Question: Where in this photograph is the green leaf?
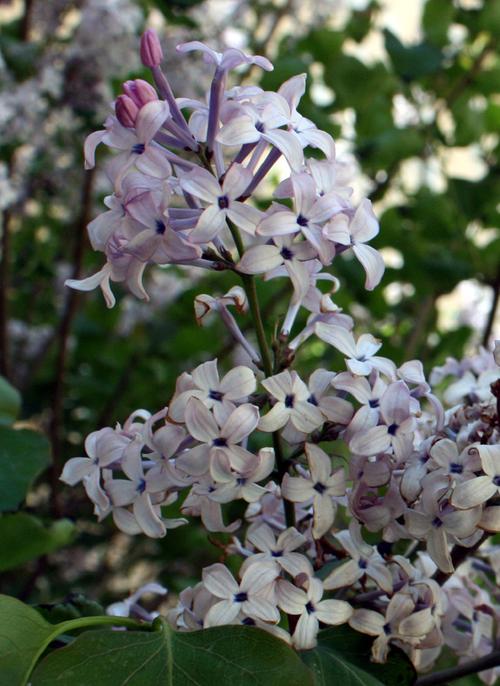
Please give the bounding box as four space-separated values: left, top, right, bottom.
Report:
32 621 314 686
384 29 442 81
0 513 75 570
423 0 455 46
301 626 416 686
0 426 51 511
0 375 21 426
0 594 56 686
36 593 105 624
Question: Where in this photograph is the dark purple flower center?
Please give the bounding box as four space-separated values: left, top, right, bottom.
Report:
132 143 145 154
387 423 398 436
449 463 463 474
383 623 391 635
234 591 248 603
236 477 247 486
137 478 146 493
296 214 309 227
308 394 318 406
313 481 326 494
255 121 265 133
242 617 255 625
432 516 443 528
212 437 227 447
284 394 295 408
280 247 293 261
358 558 368 569
305 601 315 615
369 399 379 408
155 219 166 235
271 549 283 558
493 475 500 487
218 195 229 210
209 389 224 402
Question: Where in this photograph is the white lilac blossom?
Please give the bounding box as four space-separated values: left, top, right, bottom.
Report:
61 29 500 680
282 444 345 538
277 576 352 649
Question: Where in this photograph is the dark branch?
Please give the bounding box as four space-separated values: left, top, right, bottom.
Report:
415 649 500 686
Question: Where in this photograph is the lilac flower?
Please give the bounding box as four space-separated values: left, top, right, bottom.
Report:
350 591 435 663
323 521 393 593
348 381 416 459
282 444 345 538
406 486 482 572
323 199 385 290
106 437 187 538
168 359 256 425
84 102 170 191
278 75 335 159
258 370 324 434
237 235 317 303
202 562 279 627
277 576 352 649
209 447 274 503
176 397 259 476
217 94 303 171
451 445 500 509
179 164 263 242
176 42 273 73
124 189 202 263
315 323 396 378
257 173 342 263
241 524 312 577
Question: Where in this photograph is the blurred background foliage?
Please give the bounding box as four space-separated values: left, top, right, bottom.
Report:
0 0 498 667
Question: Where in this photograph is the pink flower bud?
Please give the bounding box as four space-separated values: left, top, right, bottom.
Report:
115 95 139 128
123 79 158 108
140 29 163 68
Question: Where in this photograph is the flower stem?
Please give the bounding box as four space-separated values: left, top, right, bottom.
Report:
228 220 295 527
55 615 148 634
415 649 500 686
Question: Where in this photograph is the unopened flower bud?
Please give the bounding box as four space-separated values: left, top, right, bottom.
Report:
140 29 163 68
123 79 158 108
115 95 139 127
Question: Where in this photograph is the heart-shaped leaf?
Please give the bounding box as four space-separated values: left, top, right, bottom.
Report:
32 620 314 686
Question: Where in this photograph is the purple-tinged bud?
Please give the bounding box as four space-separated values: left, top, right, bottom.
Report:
140 29 163 68
115 95 139 128
123 79 158 108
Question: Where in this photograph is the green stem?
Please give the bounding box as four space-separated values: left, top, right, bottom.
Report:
55 615 147 634
228 220 295 527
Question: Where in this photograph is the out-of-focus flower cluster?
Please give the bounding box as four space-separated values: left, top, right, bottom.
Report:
62 30 500 681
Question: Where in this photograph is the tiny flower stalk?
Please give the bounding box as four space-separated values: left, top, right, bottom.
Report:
228 217 295 527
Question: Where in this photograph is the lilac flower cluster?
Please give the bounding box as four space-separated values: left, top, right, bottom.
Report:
62 30 500 680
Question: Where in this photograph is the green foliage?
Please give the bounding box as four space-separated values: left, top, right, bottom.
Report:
301 626 416 686
383 29 442 81
36 594 105 624
423 0 456 46
0 514 75 571
0 595 57 686
0 375 21 426
0 427 51 512
31 620 313 686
